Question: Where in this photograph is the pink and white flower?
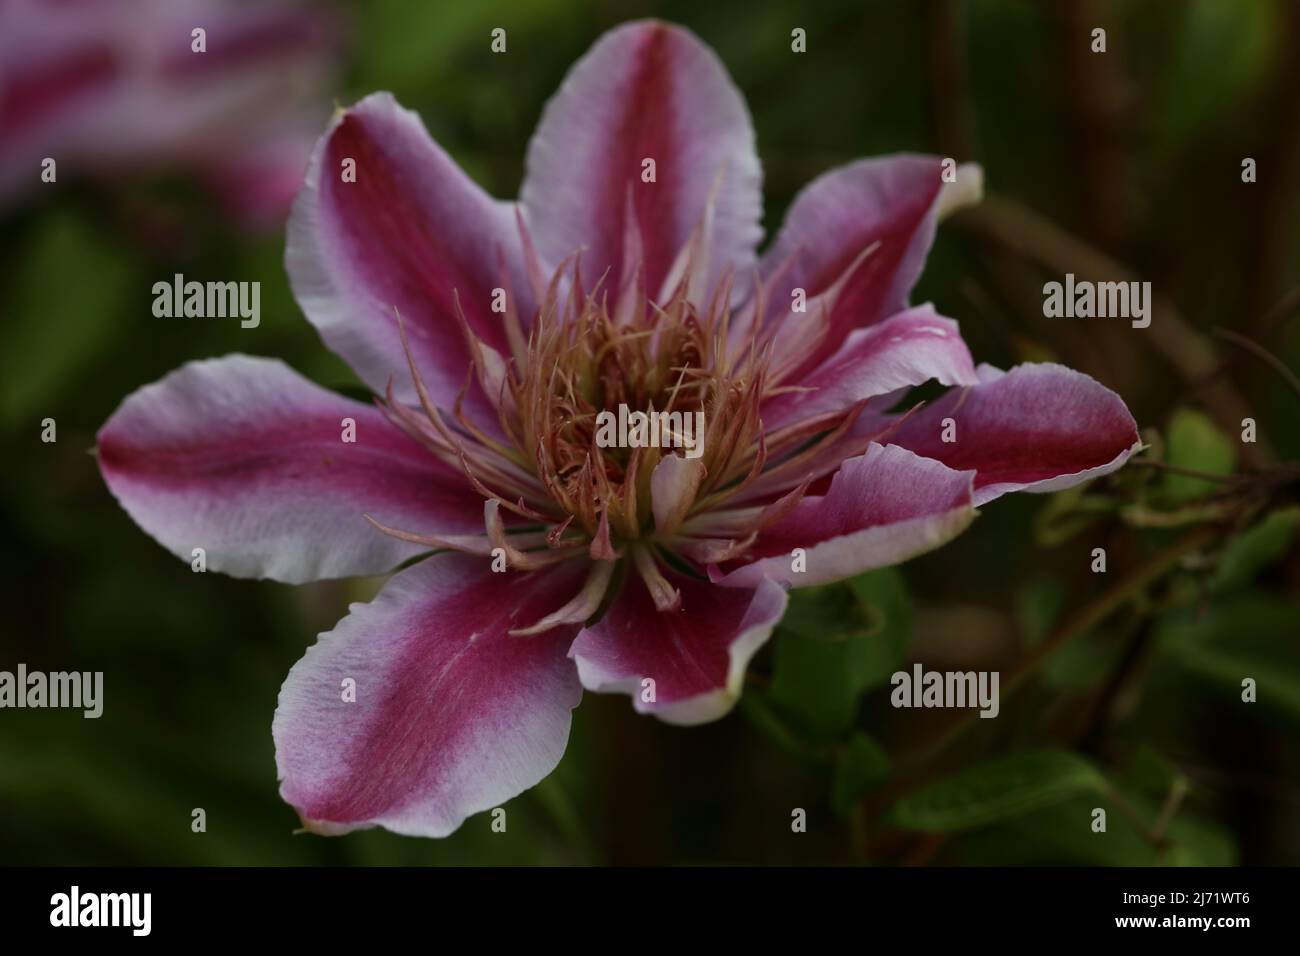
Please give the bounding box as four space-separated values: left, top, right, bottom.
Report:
96 21 1140 837
0 0 338 228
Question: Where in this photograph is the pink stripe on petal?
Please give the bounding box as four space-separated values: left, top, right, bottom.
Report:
158 7 335 77
763 304 979 430
286 93 530 416
0 0 340 210
522 20 762 300
274 554 587 838
717 443 976 589
0 41 116 139
570 569 786 726
0 2 119 201
757 155 978 374
97 354 484 583
204 129 317 231
885 363 1141 505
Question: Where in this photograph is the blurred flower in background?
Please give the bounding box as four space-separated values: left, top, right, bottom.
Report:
0 0 340 230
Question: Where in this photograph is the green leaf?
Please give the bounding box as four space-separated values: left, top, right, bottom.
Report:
1158 0 1279 144
952 794 1236 866
1119 746 1187 801
1157 593 1297 648
1211 506 1300 592
1164 409 1235 502
356 0 496 93
355 0 584 98
1034 485 1117 546
769 571 911 741
1178 645 1300 724
777 582 873 642
831 733 891 816
1015 576 1066 647
769 626 859 741
846 567 911 692
0 212 136 425
888 750 1107 831
1157 594 1300 725
738 691 830 761
1159 810 1238 867
1042 633 1126 691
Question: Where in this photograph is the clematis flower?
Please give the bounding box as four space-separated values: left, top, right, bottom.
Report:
96 21 1140 838
0 0 338 228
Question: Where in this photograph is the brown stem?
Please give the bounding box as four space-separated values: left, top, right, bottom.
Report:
905 523 1220 767
924 0 977 159
1196 285 1300 393
1048 0 1132 250
1211 327 1300 404
954 196 1272 465
1128 459 1245 484
1244 2 1300 332
1102 782 1166 850
1077 617 1153 755
1150 777 1190 844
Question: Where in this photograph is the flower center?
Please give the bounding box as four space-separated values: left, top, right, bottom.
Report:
506 267 763 545
376 250 852 599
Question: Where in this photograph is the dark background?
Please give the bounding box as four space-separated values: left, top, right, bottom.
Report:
2 0 1298 865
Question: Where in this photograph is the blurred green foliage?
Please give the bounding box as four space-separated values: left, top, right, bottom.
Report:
888 750 1108 831
2 0 1298 865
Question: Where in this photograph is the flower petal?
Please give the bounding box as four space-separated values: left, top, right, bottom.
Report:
521 20 762 299
651 452 706 535
762 304 979 430
0 0 337 214
203 127 320 232
274 554 587 838
286 92 530 414
883 363 1142 504
756 155 980 372
97 354 484 584
569 568 786 726
716 442 976 589
0 3 118 202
